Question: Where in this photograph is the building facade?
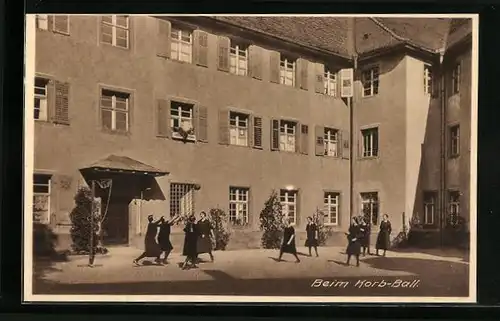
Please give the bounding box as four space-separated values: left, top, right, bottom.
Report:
31 15 473 250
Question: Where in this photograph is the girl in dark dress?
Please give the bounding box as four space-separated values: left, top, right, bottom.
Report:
359 216 371 256
345 217 362 267
196 211 215 262
182 215 199 269
305 216 319 257
133 215 163 266
158 214 182 264
278 219 300 263
376 214 392 256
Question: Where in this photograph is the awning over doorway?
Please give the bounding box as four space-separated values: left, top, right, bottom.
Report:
80 155 168 177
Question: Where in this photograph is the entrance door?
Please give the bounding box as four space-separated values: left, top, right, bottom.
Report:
102 196 130 246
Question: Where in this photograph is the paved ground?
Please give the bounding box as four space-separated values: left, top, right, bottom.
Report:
33 246 470 297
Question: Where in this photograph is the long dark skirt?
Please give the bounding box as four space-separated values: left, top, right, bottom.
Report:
158 237 173 252
346 240 361 256
144 237 162 257
376 231 390 250
183 234 198 258
281 241 297 254
305 238 318 247
197 236 213 254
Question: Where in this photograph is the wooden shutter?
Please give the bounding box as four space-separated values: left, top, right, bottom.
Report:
248 45 262 80
314 63 325 93
196 105 208 142
157 19 171 58
300 124 309 155
296 59 309 90
53 15 69 34
53 81 70 125
194 30 209 67
218 109 230 145
217 36 230 72
269 51 281 84
270 119 280 151
156 99 170 138
253 116 263 149
295 190 301 226
315 125 325 156
248 115 254 147
295 122 301 153
342 130 350 159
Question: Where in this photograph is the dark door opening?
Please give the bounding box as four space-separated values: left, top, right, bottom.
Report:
102 196 130 246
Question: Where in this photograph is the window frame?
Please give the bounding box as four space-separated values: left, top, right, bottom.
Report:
33 174 51 224
229 111 249 147
324 192 340 226
170 100 196 141
36 14 49 30
100 15 130 49
169 183 196 219
424 64 433 95
280 189 298 226
361 127 379 158
229 187 250 226
324 127 339 157
449 124 460 158
324 69 337 96
34 77 49 122
448 190 460 225
361 192 379 226
170 26 193 64
279 56 296 87
99 88 131 133
279 120 297 152
452 62 461 95
423 191 437 226
361 66 380 97
229 42 249 76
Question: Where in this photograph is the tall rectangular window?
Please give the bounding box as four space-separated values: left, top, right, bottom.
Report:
170 101 195 141
171 27 193 63
424 64 433 95
324 128 338 157
229 112 249 146
229 187 249 226
36 15 49 30
324 69 337 96
361 192 379 226
33 174 51 224
100 89 130 132
449 125 460 157
362 66 380 97
279 120 297 152
423 191 437 225
280 56 296 86
101 15 130 49
452 63 461 94
361 127 379 158
230 42 248 76
34 77 49 121
280 189 297 225
324 192 339 225
170 183 196 218
448 190 460 225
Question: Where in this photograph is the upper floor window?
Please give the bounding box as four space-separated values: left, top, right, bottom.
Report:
324 128 338 157
452 63 461 94
36 15 70 34
230 42 248 76
361 127 379 158
324 192 339 225
423 191 437 225
171 27 193 63
424 64 433 95
279 120 297 152
449 125 460 157
100 89 130 132
362 66 379 97
34 77 49 121
280 189 297 225
324 69 337 96
36 15 49 30
280 56 296 86
229 187 249 226
448 190 460 225
170 101 195 141
101 15 129 49
229 112 249 147
33 174 51 224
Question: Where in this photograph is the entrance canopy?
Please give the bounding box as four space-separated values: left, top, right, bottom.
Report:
80 155 168 177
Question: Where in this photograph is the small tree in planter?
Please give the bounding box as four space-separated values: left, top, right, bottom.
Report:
312 209 334 246
209 208 231 251
259 190 286 249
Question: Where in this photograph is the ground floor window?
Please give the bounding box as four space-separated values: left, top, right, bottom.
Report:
170 183 196 218
423 191 437 225
448 190 460 226
229 187 249 226
324 192 339 225
33 174 51 224
280 189 297 225
361 192 379 226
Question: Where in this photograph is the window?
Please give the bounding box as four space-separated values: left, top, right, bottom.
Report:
424 64 433 95
361 192 379 226
324 128 338 157
362 66 380 97
36 15 48 30
324 192 339 225
170 183 195 218
229 112 249 146
448 191 460 225
34 77 49 121
229 187 249 226
452 63 461 94
279 120 297 152
449 125 460 157
171 27 193 63
101 15 129 49
33 174 51 224
100 89 130 132
230 43 248 76
361 127 379 158
423 191 437 225
170 101 195 140
280 189 297 225
324 69 337 96
280 56 296 86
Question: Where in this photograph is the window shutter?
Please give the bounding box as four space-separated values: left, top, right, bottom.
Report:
54 81 70 125
46 79 56 121
195 105 208 142
296 59 309 90
53 15 69 34
314 62 325 93
156 19 171 59
336 71 342 97
295 190 301 226
248 45 262 80
342 130 350 159
271 119 279 151
218 108 229 145
194 30 209 67
217 36 230 72
315 125 325 156
295 122 301 153
156 99 170 138
47 15 54 32
248 115 254 147
269 51 281 84
300 124 309 155
253 116 263 149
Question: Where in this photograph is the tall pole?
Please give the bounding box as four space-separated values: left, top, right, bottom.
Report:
89 179 95 266
349 95 354 221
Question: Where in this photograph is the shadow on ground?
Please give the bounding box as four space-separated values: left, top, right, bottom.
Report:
390 247 469 262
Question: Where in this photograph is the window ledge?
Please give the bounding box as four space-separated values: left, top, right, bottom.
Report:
100 41 131 52
53 31 70 36
358 156 380 161
361 94 378 99
448 154 460 160
229 143 251 149
101 129 131 136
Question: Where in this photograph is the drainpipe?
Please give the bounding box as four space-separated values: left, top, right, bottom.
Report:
439 52 446 247
349 18 358 221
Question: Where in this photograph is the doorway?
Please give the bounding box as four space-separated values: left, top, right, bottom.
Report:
101 195 131 246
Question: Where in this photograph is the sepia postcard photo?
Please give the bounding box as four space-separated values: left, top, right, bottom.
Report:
23 13 478 303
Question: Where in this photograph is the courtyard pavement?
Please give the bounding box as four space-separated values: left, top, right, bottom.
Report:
33 246 470 297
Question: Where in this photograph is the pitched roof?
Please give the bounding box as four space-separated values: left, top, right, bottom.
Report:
84 155 167 175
